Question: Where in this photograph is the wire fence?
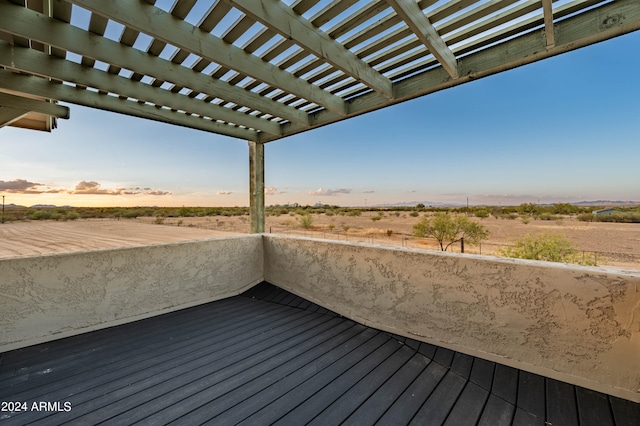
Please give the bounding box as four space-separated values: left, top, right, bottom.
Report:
142 218 640 271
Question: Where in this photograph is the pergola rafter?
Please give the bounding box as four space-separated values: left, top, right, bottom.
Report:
0 0 631 141
385 0 458 79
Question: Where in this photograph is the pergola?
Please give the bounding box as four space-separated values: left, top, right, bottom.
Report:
1 0 639 231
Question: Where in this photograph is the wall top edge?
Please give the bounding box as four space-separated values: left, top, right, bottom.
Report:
264 234 640 278
0 234 262 262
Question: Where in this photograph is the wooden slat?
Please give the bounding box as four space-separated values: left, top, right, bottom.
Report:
341 352 430 425
546 378 580 426
225 0 394 99
576 387 615 426
410 370 467 424
477 394 516 426
492 364 519 405
376 361 448 424
518 371 546 419
444 381 490 426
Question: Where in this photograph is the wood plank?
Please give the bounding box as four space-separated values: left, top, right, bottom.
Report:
433 346 455 367
0 2 310 127
477 394 516 426
409 370 467 425
512 407 545 425
0 298 246 388
201 330 390 425
517 371 546 418
610 396 640 426
444 381 490 426
306 345 414 425
417 341 437 359
386 0 458 78
0 297 270 381
492 364 519 404
576 387 615 426
546 378 579 426
341 352 431 425
2 302 323 424
224 0 393 99
242 335 398 425
70 0 347 115
376 361 448 425
63 314 346 423
450 352 474 378
469 357 495 391
136 323 374 425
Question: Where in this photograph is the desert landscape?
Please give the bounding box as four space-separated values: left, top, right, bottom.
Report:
1 209 638 272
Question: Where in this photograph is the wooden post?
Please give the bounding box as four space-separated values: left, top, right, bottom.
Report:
249 141 264 234
460 237 464 253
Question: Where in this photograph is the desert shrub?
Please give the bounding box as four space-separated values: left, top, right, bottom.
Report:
327 224 335 232
325 211 334 216
299 214 314 229
576 213 595 222
498 233 594 265
386 229 393 237
474 208 490 219
342 225 350 232
595 212 640 223
409 211 419 217
538 213 562 221
65 211 80 221
154 217 165 224
347 210 362 216
371 215 382 221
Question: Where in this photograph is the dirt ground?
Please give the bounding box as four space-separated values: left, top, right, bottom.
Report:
148 212 640 271
0 219 240 258
0 213 638 271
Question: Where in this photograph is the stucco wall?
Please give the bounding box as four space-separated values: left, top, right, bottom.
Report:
0 235 263 352
264 235 640 402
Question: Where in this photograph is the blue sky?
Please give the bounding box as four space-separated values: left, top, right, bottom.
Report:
1 30 639 207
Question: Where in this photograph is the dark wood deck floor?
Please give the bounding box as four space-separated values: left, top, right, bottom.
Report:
1 282 638 425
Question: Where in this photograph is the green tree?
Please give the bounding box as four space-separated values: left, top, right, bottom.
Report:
498 233 594 265
413 213 489 251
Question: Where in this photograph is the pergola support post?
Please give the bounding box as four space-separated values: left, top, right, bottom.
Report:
249 140 265 234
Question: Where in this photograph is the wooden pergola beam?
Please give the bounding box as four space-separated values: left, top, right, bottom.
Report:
261 0 640 142
542 0 555 48
386 0 459 79
224 0 395 100
68 0 347 116
0 92 69 118
0 71 260 141
0 106 29 128
0 42 282 136
0 0 310 126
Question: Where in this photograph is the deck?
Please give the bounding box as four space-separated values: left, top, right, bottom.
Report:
1 282 638 425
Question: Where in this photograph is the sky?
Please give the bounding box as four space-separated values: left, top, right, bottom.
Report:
1 29 639 208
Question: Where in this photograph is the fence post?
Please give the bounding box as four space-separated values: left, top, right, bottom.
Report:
461 237 465 253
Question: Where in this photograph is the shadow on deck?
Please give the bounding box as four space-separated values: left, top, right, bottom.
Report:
1 282 638 425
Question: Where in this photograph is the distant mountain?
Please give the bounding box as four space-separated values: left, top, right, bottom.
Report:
3 203 27 209
571 200 640 206
371 201 464 208
30 204 73 209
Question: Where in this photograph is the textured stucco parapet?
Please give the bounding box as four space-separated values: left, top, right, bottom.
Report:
0 235 263 352
263 235 640 402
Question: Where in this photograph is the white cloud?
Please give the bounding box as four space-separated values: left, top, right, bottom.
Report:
309 188 352 196
217 190 233 195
